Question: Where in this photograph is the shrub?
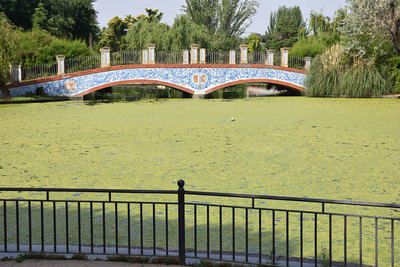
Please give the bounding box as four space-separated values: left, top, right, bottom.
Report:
291 36 328 58
306 45 391 97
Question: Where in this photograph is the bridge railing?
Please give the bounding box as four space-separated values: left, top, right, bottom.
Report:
0 180 398 266
15 45 313 82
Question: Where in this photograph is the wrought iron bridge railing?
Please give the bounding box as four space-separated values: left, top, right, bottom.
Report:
0 180 397 266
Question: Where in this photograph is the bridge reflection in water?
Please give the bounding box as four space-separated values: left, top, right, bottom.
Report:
7 45 311 99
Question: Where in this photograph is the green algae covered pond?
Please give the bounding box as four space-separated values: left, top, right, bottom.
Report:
0 97 399 265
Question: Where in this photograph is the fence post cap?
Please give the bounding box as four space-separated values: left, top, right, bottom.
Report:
280 47 291 52
266 49 276 53
148 44 156 48
177 179 185 188
239 44 248 49
190 44 200 49
56 55 65 60
304 56 312 60
100 47 111 52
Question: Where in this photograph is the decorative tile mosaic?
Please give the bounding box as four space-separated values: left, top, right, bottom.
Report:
9 67 306 97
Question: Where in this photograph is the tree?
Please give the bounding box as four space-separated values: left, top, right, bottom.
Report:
340 0 400 60
265 6 306 50
98 16 133 51
183 0 258 37
32 2 47 31
169 15 210 50
247 33 262 52
0 0 40 30
182 0 219 34
0 13 18 98
125 20 171 50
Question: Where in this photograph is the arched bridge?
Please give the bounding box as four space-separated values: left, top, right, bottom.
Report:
6 46 310 98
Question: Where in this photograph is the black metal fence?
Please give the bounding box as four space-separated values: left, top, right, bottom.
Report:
1 180 396 266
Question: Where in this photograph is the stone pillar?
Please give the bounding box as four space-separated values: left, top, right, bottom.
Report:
229 50 236 65
56 55 65 75
304 57 312 71
280 47 290 67
199 48 206 64
148 44 156 64
142 49 149 64
9 63 22 83
192 93 206 99
266 50 275 65
100 47 111 68
190 44 199 64
182 50 190 64
240 44 248 64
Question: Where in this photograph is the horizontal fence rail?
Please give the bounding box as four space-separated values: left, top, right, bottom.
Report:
21 63 58 81
1 180 393 266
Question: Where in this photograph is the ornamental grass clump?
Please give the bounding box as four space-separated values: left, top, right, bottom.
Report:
306 45 390 97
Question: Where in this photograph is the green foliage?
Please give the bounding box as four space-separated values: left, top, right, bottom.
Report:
265 6 306 50
388 55 400 94
169 15 210 50
247 33 263 52
0 13 18 86
1 0 98 42
16 30 92 65
183 0 258 37
290 37 327 58
125 20 171 50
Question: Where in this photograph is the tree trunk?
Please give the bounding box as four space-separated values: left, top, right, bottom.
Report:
0 81 11 99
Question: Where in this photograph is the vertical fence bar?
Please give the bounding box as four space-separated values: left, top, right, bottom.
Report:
140 203 143 255
286 211 289 267
15 201 19 252
127 203 131 254
177 180 186 264
78 202 81 253
90 202 94 254
272 210 276 264
375 218 378 267
165 204 168 256
220 206 223 260
53 201 57 252
245 208 249 262
329 214 332 267
359 217 363 266
232 207 235 262
300 212 303 267
207 205 210 258
391 219 395 267
314 213 318 267
3 201 7 252
344 216 347 266
259 209 262 264
28 201 32 252
115 203 118 254
153 203 156 255
103 202 106 254
41 201 44 252
66 202 69 253
194 204 197 258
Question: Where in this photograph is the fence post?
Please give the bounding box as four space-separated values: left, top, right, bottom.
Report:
229 50 236 64
304 57 312 71
183 50 190 64
190 44 199 64
266 50 275 66
55 55 65 75
142 49 149 64
280 47 290 68
240 44 248 64
199 48 206 64
148 44 156 64
9 63 22 83
177 179 186 264
100 47 111 68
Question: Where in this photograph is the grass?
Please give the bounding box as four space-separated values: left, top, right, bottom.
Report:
0 97 399 265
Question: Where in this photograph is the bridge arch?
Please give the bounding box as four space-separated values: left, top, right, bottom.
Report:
205 78 305 95
76 79 195 97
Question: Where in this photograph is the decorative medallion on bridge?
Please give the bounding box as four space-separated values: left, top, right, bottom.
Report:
192 73 208 86
65 80 77 93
